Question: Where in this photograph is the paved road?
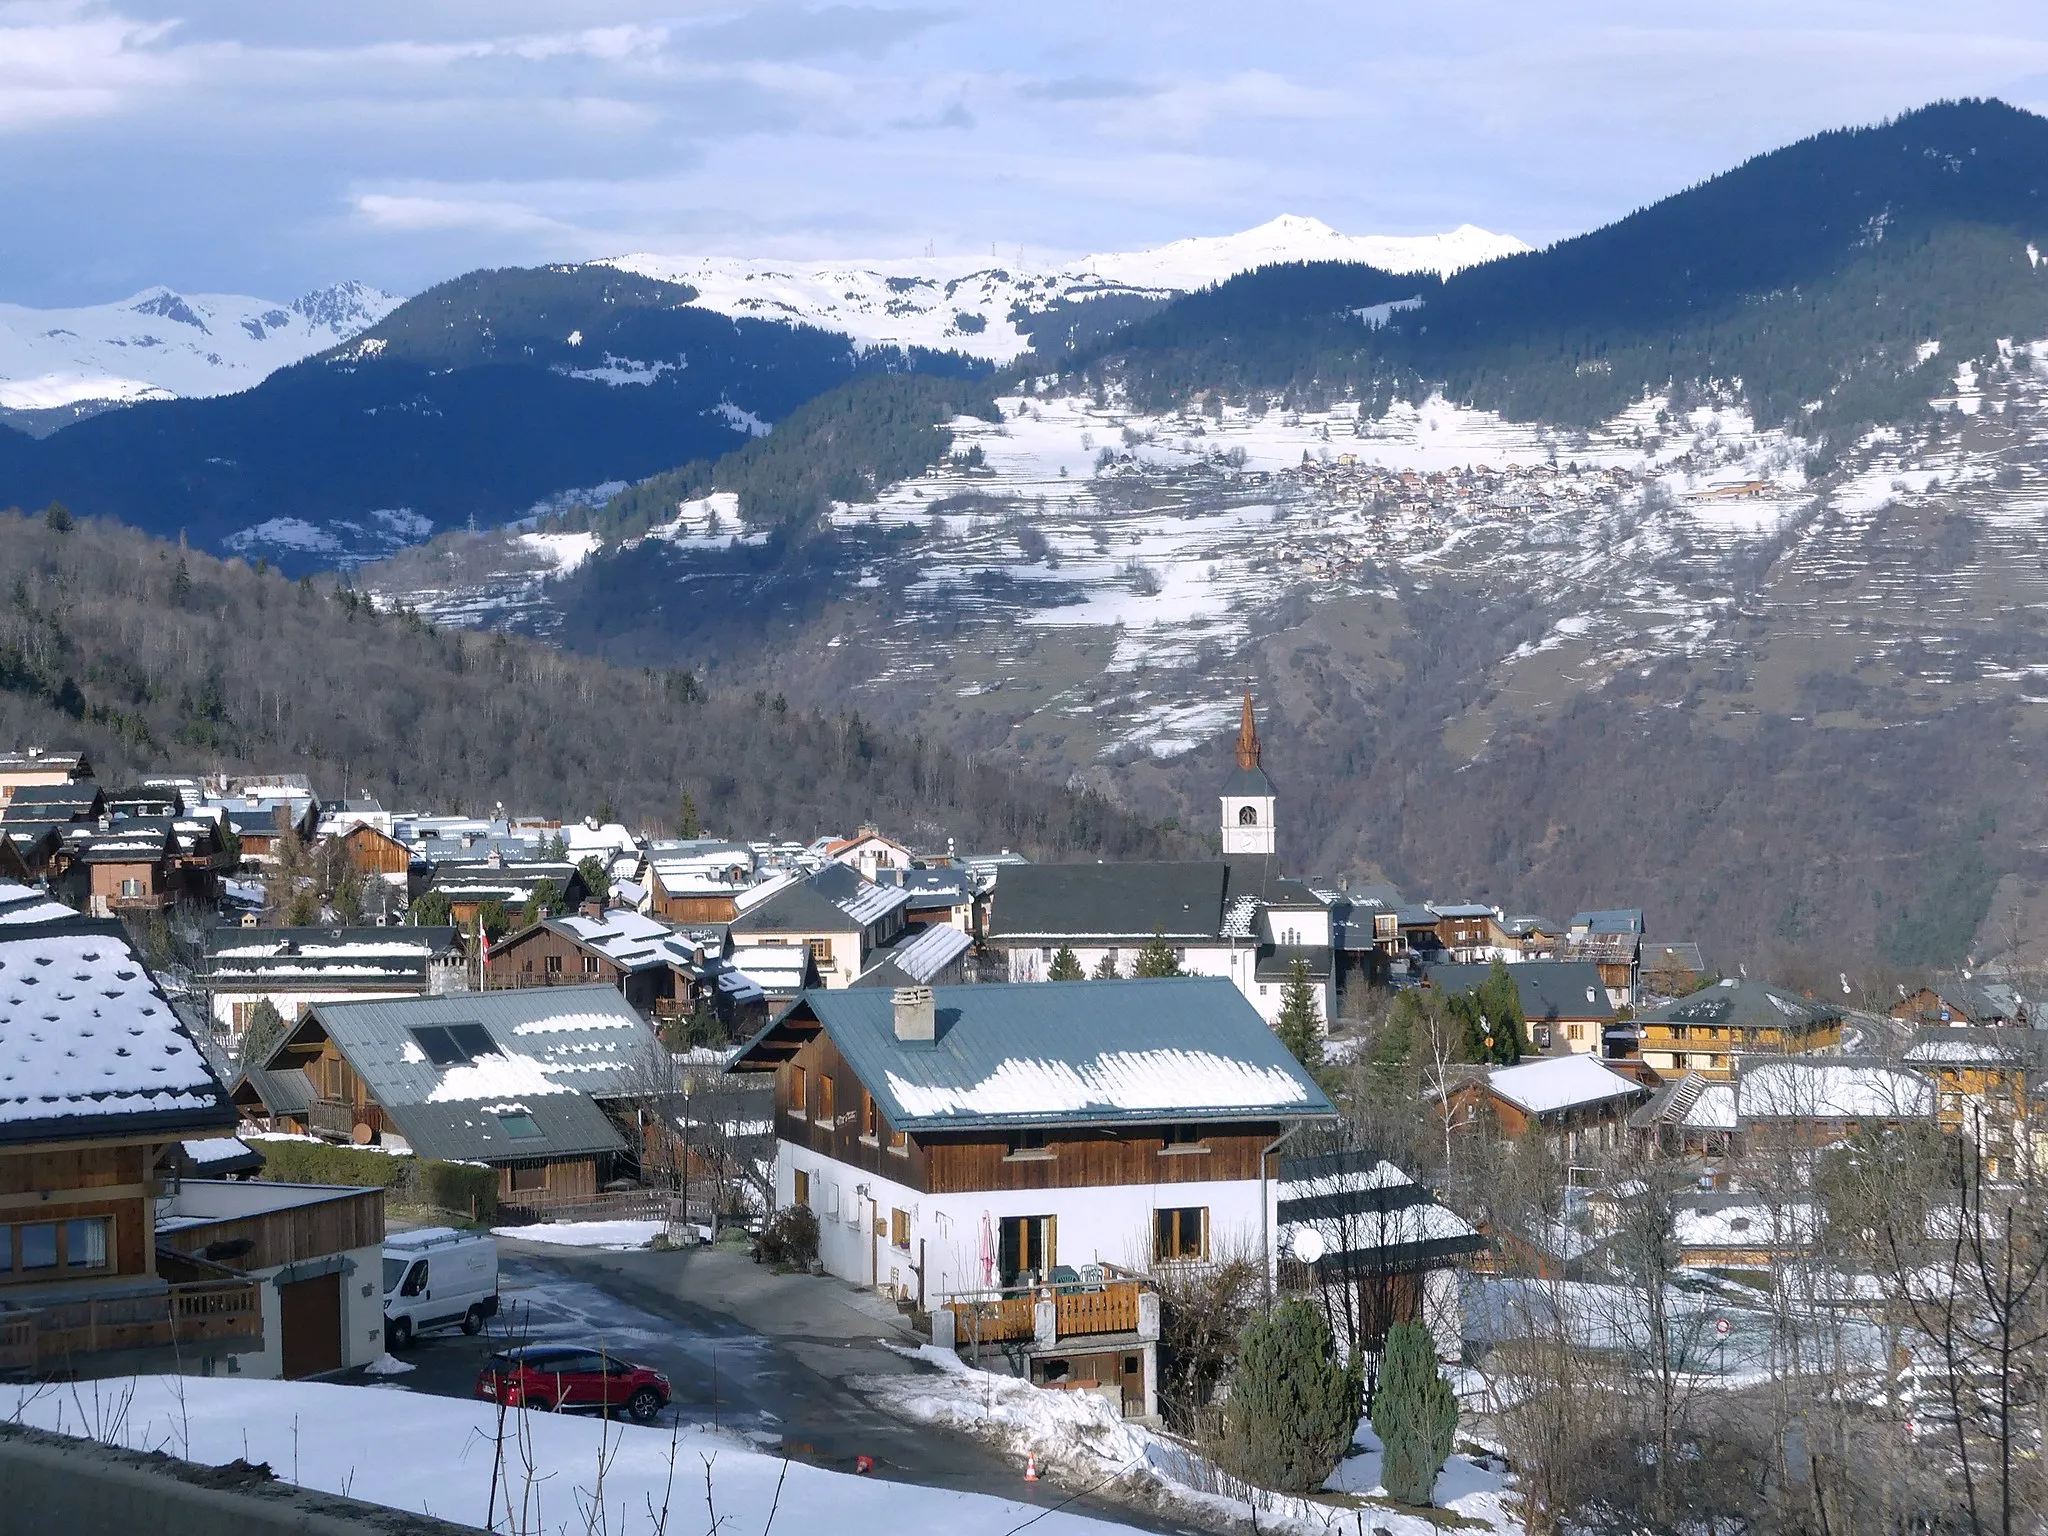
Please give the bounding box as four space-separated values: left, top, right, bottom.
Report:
376 1242 1192 1535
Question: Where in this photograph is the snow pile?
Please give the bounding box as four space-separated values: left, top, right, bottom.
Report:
6 1374 1130 1536
860 1345 1517 1536
493 1219 667 1250
361 1352 416 1376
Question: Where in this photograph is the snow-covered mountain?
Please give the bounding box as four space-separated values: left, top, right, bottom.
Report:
609 215 1528 362
0 281 400 416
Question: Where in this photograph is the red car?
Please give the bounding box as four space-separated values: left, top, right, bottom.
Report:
476 1345 671 1422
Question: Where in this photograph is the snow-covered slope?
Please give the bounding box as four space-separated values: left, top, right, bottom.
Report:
0 281 400 412
610 215 1528 362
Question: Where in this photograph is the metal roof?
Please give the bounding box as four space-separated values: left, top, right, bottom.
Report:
1423 961 1615 1023
286 985 660 1162
986 861 1230 942
1636 977 1840 1032
728 863 908 937
732 976 1334 1132
851 924 972 988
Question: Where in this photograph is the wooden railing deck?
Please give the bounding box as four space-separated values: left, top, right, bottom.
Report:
0 1278 263 1373
945 1277 1148 1345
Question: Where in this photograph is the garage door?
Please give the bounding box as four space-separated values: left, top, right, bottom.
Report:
279 1272 342 1379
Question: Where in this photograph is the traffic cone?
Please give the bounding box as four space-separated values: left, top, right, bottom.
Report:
1024 1452 1039 1482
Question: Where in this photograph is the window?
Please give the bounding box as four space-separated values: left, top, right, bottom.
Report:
1160 1125 1208 1153
119 877 143 898
400 1259 430 1296
511 1164 547 1192
891 1208 910 1250
1005 1128 1053 1159
544 955 563 976
793 1170 811 1209
861 1092 879 1142
789 1064 808 1118
818 1075 836 1126
1238 806 1257 826
582 955 600 975
63 1220 105 1270
1154 1207 1207 1262
807 939 832 964
497 1112 543 1140
17 1224 58 1272
887 1129 909 1155
408 1023 498 1066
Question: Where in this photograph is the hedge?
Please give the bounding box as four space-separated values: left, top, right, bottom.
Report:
254 1140 497 1220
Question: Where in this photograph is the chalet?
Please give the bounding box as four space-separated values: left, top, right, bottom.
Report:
0 836 29 884
0 905 265 1377
1892 983 2029 1030
332 823 416 887
240 987 664 1213
0 748 92 807
1735 1058 1934 1150
822 826 916 882
1422 961 1616 1055
727 864 910 988
1441 1054 1649 1160
875 866 977 932
200 925 468 1041
1275 1151 1485 1364
1904 1027 2044 1170
644 839 757 923
0 780 107 826
730 978 1334 1417
1425 903 1513 964
316 797 394 838
486 906 683 1015
1562 910 1644 1007
1634 978 1844 1080
219 797 321 868
425 855 587 929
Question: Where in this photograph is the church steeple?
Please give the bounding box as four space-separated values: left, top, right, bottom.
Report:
1235 689 1262 771
1220 687 1276 855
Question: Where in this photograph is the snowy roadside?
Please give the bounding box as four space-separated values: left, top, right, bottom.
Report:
5 1374 1141 1536
492 1218 668 1250
855 1345 1520 1536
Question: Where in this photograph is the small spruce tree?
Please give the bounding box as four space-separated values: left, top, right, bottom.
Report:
678 792 702 839
1048 944 1084 980
1225 1299 1358 1492
1133 930 1184 978
1274 957 1324 1071
410 889 453 927
1091 952 1122 979
43 501 71 533
576 854 612 905
236 998 290 1071
1372 1320 1459 1506
520 878 563 927
476 898 511 940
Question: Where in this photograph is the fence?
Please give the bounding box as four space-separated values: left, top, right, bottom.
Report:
945 1277 1147 1346
0 1279 263 1372
495 1188 694 1227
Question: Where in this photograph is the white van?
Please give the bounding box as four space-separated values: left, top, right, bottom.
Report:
383 1228 499 1348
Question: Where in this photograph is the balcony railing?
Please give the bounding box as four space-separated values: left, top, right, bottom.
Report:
945 1275 1150 1345
0 1278 263 1374
308 1097 382 1141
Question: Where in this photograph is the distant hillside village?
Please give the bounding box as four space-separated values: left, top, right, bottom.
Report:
0 687 2042 1490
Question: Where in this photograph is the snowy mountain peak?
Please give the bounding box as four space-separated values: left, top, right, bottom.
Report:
612 215 1529 363
0 280 401 414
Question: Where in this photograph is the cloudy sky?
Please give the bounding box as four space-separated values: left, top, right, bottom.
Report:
5 0 2048 305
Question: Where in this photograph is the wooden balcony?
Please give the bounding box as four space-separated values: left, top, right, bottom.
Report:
307 1097 382 1142
0 1278 263 1374
945 1276 1149 1345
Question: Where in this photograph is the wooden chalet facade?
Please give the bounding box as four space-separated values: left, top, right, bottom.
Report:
336 823 414 882
1633 978 1843 1080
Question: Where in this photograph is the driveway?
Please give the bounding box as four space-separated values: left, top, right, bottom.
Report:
377 1240 1193 1535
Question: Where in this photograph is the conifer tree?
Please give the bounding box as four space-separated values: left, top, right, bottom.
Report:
1092 952 1122 979
1371 1320 1458 1506
1275 957 1324 1071
1133 930 1184 978
1048 944 1083 980
1225 1299 1358 1492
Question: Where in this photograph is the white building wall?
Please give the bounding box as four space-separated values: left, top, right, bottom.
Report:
777 1140 1279 1305
208 986 421 1039
1220 796 1276 855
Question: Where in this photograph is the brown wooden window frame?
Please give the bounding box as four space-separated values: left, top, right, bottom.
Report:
1153 1206 1208 1263
544 954 563 976
860 1091 879 1144
793 1170 811 1209
818 1075 836 1128
887 1128 909 1155
1 1216 114 1282
891 1207 910 1250
788 1064 808 1120
582 954 601 975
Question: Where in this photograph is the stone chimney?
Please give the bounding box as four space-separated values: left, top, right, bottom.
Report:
581 899 602 920
892 985 936 1044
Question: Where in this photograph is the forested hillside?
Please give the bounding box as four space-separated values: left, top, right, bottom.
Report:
1065 99 2048 446
0 510 1175 857
0 265 986 564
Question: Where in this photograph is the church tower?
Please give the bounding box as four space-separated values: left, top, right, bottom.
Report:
1220 689 1277 855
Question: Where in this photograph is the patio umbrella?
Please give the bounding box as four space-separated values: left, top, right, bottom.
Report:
979 1211 995 1288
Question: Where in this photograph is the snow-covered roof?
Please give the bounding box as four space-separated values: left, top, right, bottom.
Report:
855 923 973 986
728 942 812 993
1274 1150 1486 1270
1905 1027 2044 1068
0 917 235 1141
1673 1200 1818 1252
1481 1054 1647 1116
1737 1059 1934 1121
0 881 73 925
737 977 1334 1132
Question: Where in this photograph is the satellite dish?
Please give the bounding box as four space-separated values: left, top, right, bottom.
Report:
1291 1228 1326 1265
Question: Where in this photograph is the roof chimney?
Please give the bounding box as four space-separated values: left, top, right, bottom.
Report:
892 985 936 1044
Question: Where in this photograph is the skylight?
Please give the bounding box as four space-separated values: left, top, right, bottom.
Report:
408 1022 499 1066
497 1112 543 1139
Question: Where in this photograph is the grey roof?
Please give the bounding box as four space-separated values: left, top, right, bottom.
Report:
875 867 972 911
730 863 908 938
1423 961 1616 1023
0 916 235 1144
732 976 1335 1133
0 750 89 776
1221 857 1324 910
987 861 1230 942
203 926 463 988
427 860 584 906
1636 977 1841 1033
1905 1026 2047 1069
851 923 973 988
234 1063 314 1116
1572 909 1645 935
286 986 661 1163
1 781 105 822
1255 944 1334 983
1642 942 1707 975
1219 765 1275 798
